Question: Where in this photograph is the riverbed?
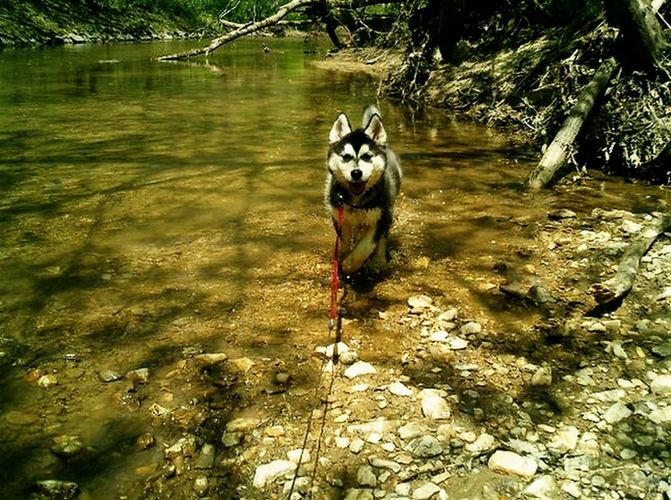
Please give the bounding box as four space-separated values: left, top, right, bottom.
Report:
1 38 670 499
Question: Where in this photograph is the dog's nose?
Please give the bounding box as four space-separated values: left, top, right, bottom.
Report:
351 169 363 181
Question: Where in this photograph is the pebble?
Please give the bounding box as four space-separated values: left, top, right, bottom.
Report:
650 374 671 394
37 374 58 388
287 448 310 464
194 443 215 469
648 406 671 424
408 295 433 313
412 482 441 499
404 435 443 458
193 475 208 497
165 435 197 460
344 361 377 379
253 460 295 488
98 369 122 382
419 389 451 420
548 426 579 454
356 465 377 487
464 432 496 454
530 366 552 387
5 410 38 425
226 416 259 432
602 401 632 424
369 457 401 473
399 422 428 440
524 475 557 498
388 381 414 396
194 352 228 365
51 435 85 459
488 450 538 478
34 480 79 498
460 321 482 336
126 367 149 384
448 337 469 350
349 437 365 454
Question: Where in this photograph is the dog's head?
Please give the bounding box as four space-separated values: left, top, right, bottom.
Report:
327 111 388 196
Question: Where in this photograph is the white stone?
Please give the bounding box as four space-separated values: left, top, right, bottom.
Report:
524 475 557 498
602 401 632 424
287 449 311 464
344 361 377 379
356 465 377 487
488 450 537 478
561 480 582 498
648 406 671 424
650 374 671 394
398 422 429 440
349 438 365 454
430 330 449 342
335 436 350 448
530 367 552 387
412 482 441 499
548 426 580 454
226 417 259 432
253 460 294 488
388 381 414 396
465 432 496 454
408 295 433 312
419 389 451 420
448 337 469 350
460 321 482 335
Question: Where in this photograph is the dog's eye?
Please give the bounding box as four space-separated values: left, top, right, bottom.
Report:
360 153 373 162
341 153 354 162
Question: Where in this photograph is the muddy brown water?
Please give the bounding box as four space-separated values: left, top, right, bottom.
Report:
0 38 669 498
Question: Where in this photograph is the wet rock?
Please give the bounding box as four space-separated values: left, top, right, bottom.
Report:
488 450 537 478
193 475 208 497
356 464 377 487
126 367 149 386
253 459 295 488
275 371 291 384
37 374 58 388
408 294 433 314
228 356 254 373
136 433 155 450
221 432 243 447
5 410 38 425
194 352 228 365
404 435 443 458
98 369 122 382
194 443 215 469
164 435 197 460
344 361 377 379
419 389 451 420
652 339 671 357
51 435 85 459
548 208 577 220
429 330 449 342
349 437 365 454
648 406 671 424
34 479 79 499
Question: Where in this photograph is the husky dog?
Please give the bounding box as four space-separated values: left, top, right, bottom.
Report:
325 105 402 275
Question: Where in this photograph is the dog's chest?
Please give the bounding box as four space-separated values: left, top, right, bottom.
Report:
342 207 381 231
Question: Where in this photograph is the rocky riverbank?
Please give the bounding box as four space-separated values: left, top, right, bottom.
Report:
9 198 671 499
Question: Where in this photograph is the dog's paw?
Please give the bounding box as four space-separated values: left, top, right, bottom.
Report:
365 257 389 275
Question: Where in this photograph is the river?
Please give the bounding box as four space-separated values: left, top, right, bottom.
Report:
0 38 668 499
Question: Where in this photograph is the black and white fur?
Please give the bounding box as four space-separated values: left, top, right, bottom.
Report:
325 105 402 275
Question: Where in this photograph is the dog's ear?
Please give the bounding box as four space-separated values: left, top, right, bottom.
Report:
329 113 352 144
363 114 387 145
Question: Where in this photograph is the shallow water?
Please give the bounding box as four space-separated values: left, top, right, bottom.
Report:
0 38 668 498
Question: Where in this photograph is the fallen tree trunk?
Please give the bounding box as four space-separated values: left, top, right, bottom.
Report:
590 212 671 305
528 57 618 190
159 0 315 61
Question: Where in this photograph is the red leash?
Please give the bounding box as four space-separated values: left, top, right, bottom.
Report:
328 207 344 331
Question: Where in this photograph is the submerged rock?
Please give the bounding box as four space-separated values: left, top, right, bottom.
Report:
253 459 295 488
34 479 79 499
488 450 538 478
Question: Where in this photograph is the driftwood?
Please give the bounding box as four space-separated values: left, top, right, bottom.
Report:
528 57 618 190
590 212 671 305
159 0 315 61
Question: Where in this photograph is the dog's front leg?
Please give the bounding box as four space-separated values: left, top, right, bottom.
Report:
341 226 377 274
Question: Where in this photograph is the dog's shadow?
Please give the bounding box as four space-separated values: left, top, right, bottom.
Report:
342 268 390 293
